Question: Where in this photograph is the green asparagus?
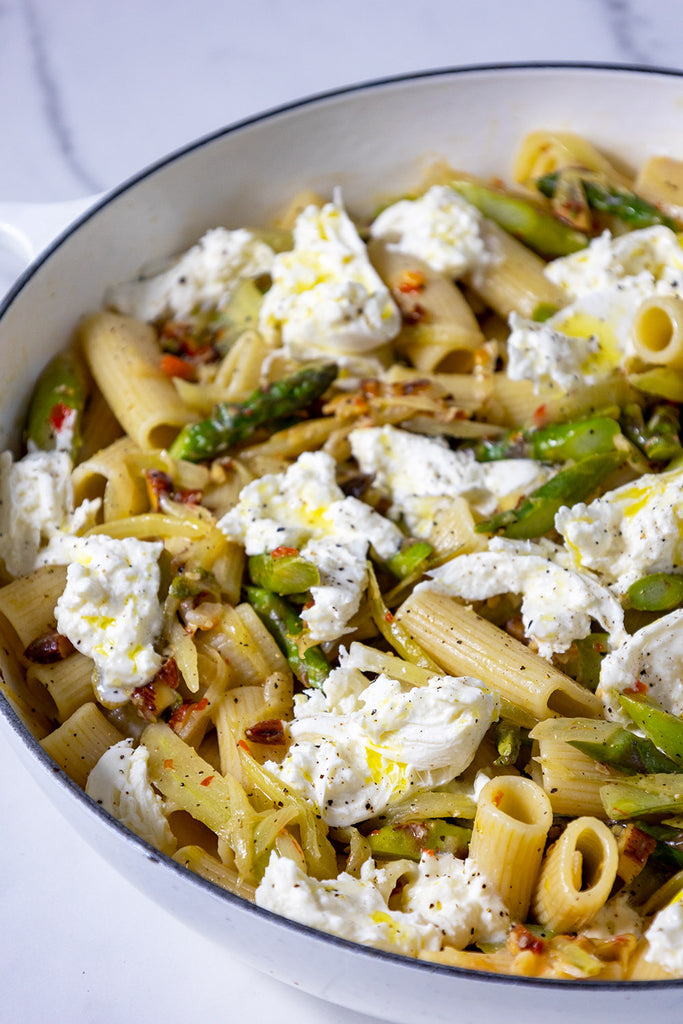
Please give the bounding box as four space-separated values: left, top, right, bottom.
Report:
248 551 320 595
536 172 679 232
25 350 88 459
245 586 330 689
493 721 522 766
627 573 683 612
169 362 338 462
476 451 625 539
570 727 680 775
368 819 471 861
475 415 620 464
450 179 588 256
619 694 683 767
621 403 683 463
384 540 433 580
561 633 609 692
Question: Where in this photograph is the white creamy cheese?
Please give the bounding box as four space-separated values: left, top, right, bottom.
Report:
421 537 627 659
255 853 441 956
106 227 275 323
0 449 99 577
545 226 683 299
255 849 509 955
266 643 498 827
580 892 643 942
598 608 683 721
506 312 600 393
218 451 402 643
644 896 683 976
49 534 164 706
555 464 683 593
86 738 175 854
370 185 494 278
259 191 400 360
402 851 510 948
349 424 552 533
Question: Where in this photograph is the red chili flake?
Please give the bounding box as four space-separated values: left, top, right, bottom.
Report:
238 739 252 754
145 469 174 510
492 790 504 807
384 610 395 623
159 353 197 381
49 401 74 433
397 269 426 293
361 379 382 398
155 658 180 690
624 680 648 695
271 546 299 559
532 403 549 428
163 758 174 770
423 848 435 857
302 599 315 611
175 488 203 506
200 775 215 787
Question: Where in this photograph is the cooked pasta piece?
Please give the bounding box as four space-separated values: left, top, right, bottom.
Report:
631 294 683 369
634 155 683 222
72 436 148 521
529 719 623 817
397 591 602 721
40 702 124 787
469 776 552 921
514 131 632 188
79 312 195 450
532 817 618 932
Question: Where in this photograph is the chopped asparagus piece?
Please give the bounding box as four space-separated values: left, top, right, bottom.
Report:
169 362 338 462
619 694 683 767
384 540 433 580
475 416 620 463
450 180 588 256
536 172 679 231
493 721 522 766
476 451 625 539
245 586 329 690
25 350 88 459
621 403 683 463
248 551 320 595
601 774 683 819
571 727 679 775
368 819 471 861
627 573 683 612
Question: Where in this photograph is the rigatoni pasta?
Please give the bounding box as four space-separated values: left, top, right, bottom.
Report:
5 128 683 983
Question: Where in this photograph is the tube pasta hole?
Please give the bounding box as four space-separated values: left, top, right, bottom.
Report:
636 305 674 353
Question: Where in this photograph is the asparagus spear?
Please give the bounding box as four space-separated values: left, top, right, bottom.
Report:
476 450 625 539
169 362 338 462
627 573 683 612
619 694 683 767
450 179 588 256
245 586 329 689
384 540 433 580
561 632 609 692
621 403 683 463
248 551 320 595
536 172 679 231
25 350 88 459
493 721 522 766
475 415 620 463
570 727 679 775
368 819 471 861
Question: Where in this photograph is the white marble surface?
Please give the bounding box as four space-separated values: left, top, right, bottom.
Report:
1 1 683 1021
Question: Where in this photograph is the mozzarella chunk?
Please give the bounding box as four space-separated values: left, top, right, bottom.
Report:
421 537 627 659
644 897 683 976
580 892 643 942
106 227 274 323
598 608 683 721
370 185 494 277
255 853 441 956
86 738 175 854
506 312 600 394
545 226 683 299
218 451 402 643
266 643 498 827
0 449 99 577
556 465 683 592
349 424 552 532
402 852 510 948
49 534 164 706
259 191 400 360
256 850 508 955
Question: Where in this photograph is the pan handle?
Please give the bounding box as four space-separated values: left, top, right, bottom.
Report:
0 194 106 266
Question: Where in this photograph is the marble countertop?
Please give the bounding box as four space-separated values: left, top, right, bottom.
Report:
1 2 682 1021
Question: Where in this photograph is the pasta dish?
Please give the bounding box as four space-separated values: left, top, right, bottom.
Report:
4 130 683 980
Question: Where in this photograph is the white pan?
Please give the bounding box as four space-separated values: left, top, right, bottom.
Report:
1 63 682 1024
